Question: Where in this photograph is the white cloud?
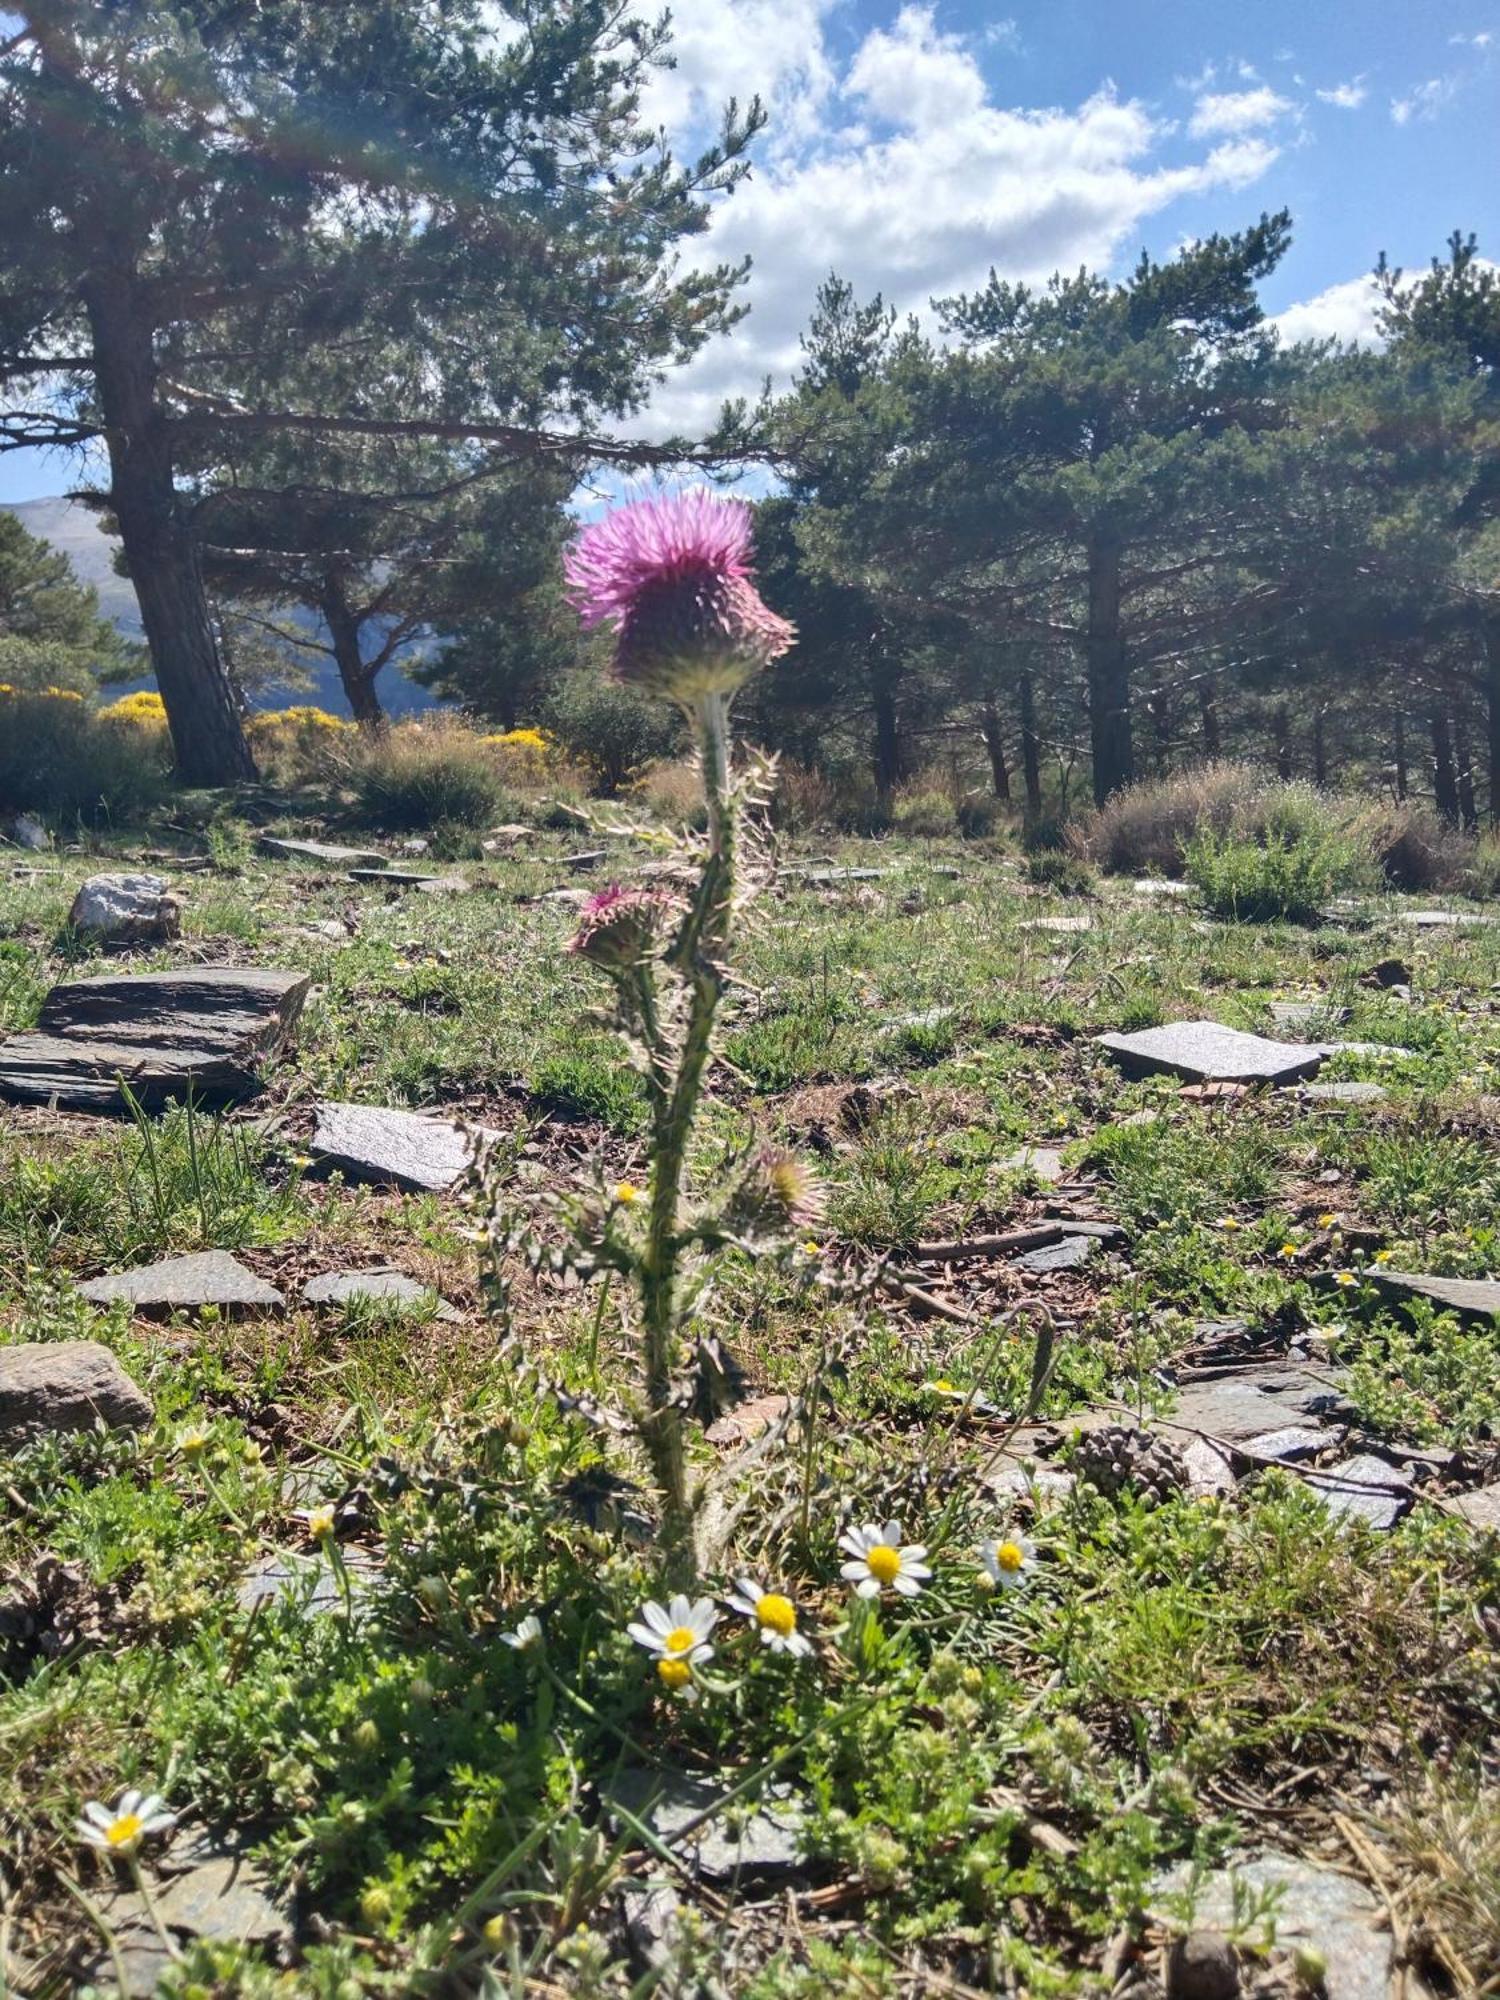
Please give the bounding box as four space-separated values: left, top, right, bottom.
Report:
634 0 837 156
627 2 1283 436
1315 78 1367 109
1188 85 1294 137
1271 275 1386 347
1449 29 1494 46
1390 76 1457 124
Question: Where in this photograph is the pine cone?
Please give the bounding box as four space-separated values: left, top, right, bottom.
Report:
1066 1425 1188 1506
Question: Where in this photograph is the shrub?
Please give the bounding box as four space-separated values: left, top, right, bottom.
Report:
247 705 355 786
1348 802 1469 893
772 761 843 833
1080 762 1267 876
338 717 511 829
632 757 708 830
1465 832 1500 901
1026 849 1096 895
479 725 557 787
1184 823 1367 923
543 667 679 793
0 686 170 823
956 792 1006 838
98 688 169 726
891 781 957 838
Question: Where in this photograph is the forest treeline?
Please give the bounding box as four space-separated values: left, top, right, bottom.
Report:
0 6 1496 822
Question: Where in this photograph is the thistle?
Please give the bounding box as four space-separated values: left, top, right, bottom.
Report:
489 490 808 1579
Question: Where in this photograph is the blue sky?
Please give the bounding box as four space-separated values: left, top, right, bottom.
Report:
3 0 1496 502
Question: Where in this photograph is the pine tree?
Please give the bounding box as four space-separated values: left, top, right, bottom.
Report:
0 509 138 692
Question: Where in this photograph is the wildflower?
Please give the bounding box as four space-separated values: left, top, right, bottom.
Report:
1277 1242 1299 1260
742 1148 825 1233
567 883 673 971
727 1578 815 1658
613 1180 640 1206
177 1427 209 1461
76 1789 176 1859
1318 1212 1338 1229
802 1239 822 1257
305 1506 336 1544
564 491 795 703
1334 1271 1357 1288
500 1614 544 1654
1373 1248 1394 1265
839 1521 931 1599
1217 1217 1240 1232
978 1535 1037 1591
627 1595 717 1694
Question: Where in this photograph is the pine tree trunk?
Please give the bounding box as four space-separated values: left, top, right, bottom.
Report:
320 576 386 729
1198 682 1221 759
1018 672 1043 816
1273 705 1292 781
1085 535 1132 805
870 658 904 803
1482 612 1500 824
1393 710 1408 800
85 278 255 786
981 698 1011 800
1312 709 1328 787
1431 710 1461 825
1453 712 1478 831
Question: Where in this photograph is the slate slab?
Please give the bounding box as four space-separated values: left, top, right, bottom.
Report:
238 1548 376 1616
301 1268 460 1321
68 872 181 943
1181 1436 1238 1497
1096 1020 1326 1086
1269 1000 1349 1032
259 836 388 868
1151 1851 1393 2000
1022 915 1091 934
0 967 311 1113
308 1100 492 1193
1366 1268 1500 1322
1396 908 1492 927
1307 1453 1412 1530
1133 877 1190 897
78 1250 285 1313
1297 1081 1387 1103
798 867 889 886
78 1828 292 1995
1011 1234 1096 1273
998 1145 1067 1182
1167 1364 1351 1443
564 849 609 871
0 1340 153 1445
347 868 471 894
1241 1424 1337 1464
606 1770 803 1883
1443 1484 1500 1531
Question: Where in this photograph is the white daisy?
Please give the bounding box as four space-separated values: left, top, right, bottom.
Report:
838 1521 931 1599
626 1594 717 1695
76 1789 176 1859
979 1534 1037 1590
727 1577 815 1657
500 1614 543 1653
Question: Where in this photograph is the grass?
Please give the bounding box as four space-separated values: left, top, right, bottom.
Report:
1 824 1499 1993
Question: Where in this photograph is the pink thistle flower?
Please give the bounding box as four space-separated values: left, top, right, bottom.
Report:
567 883 675 971
726 1147 826 1239
564 491 795 703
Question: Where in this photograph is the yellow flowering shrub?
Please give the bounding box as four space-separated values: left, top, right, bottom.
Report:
248 705 353 735
99 689 169 725
247 705 354 785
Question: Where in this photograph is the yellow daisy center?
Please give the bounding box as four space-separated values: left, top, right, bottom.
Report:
865 1544 902 1585
105 1813 144 1849
664 1625 698 1655
656 1657 692 1690
614 1182 639 1205
755 1593 797 1637
995 1540 1025 1573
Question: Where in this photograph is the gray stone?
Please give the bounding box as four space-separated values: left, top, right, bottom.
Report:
68 872 181 944
1242 1425 1337 1464
237 1549 375 1616
1396 908 1491 927
1022 915 1091 934
891 1005 956 1032
1308 1453 1412 1530
619 1879 686 1978
1133 877 1191 897
6 813 48 851
1167 1364 1351 1443
1316 1040 1415 1060
998 1145 1067 1182
308 1100 493 1193
1180 1436 1238 1497
348 867 471 894
1443 1484 1500 1531
1096 1020 1326 1086
78 1250 284 1313
606 1771 803 1883
259 836 388 868
1363 957 1411 987
78 1829 290 1994
1298 1081 1387 1103
1164 1931 1241 2000
0 966 311 1113
0 1340 152 1445
1268 1001 1348 1032
301 1268 460 1321
1366 1268 1500 1322
983 1458 1077 1504
798 867 889 886
1012 1234 1097 1273
1152 1850 1393 2000
564 849 609 871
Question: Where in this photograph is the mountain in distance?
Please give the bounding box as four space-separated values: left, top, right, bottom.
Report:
2 494 435 715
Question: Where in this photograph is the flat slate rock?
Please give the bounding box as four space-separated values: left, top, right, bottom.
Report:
798 867 889 886
1396 908 1493 927
1366 1268 1500 1321
1168 1363 1351 1443
1269 1000 1349 1031
1307 1452 1412 1530
308 1100 492 1193
1022 915 1091 934
1297 1080 1388 1103
564 849 609 871
347 867 471 893
0 967 310 1113
259 836 388 868
606 1770 802 1883
1132 877 1190 897
78 1249 284 1313
998 1145 1067 1182
238 1548 376 1616
1443 1483 1500 1531
1096 1020 1326 1086
1242 1424 1338 1464
1012 1233 1097 1273
301 1268 460 1321
0 1340 153 1445
1151 1850 1393 2000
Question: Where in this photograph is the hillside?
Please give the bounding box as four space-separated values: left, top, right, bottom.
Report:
2 495 434 715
